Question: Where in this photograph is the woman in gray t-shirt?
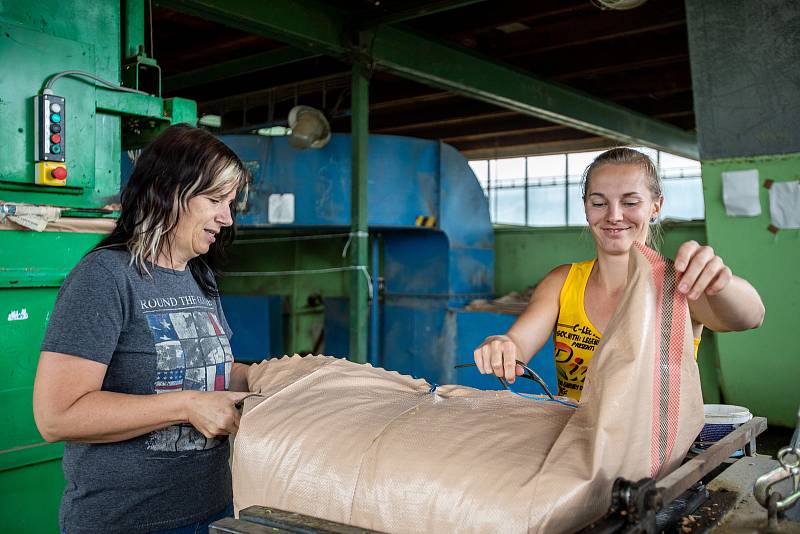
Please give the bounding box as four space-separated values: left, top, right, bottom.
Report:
34 124 253 534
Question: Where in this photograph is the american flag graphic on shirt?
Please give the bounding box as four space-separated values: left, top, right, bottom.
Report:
143 307 233 452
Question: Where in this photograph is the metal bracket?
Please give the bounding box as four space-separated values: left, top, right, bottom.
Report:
583 417 768 533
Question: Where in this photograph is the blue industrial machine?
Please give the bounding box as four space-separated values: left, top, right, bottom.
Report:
220 133 556 394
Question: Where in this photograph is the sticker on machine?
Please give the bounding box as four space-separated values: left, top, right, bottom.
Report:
7 308 29 321
268 193 295 224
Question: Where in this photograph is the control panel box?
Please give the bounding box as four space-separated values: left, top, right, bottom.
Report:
34 94 66 162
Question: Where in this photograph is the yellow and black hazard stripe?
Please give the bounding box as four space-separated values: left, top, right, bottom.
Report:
415 215 437 228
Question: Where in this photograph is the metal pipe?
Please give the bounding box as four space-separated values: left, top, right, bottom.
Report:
349 61 369 363
369 235 380 367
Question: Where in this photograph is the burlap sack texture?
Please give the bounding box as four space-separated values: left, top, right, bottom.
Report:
233 243 704 533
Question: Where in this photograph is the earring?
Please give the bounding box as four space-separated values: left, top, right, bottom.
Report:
650 217 657 223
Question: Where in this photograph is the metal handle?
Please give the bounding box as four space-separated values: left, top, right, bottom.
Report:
754 446 800 512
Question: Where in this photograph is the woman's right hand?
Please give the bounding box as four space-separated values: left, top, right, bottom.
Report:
473 335 525 384
184 391 252 438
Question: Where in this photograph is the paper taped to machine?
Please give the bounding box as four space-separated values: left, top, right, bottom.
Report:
233 243 704 533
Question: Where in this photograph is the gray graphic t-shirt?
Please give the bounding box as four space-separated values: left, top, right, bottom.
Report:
42 248 234 534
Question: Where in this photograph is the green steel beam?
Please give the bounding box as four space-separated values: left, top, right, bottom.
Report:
360 0 488 27
369 27 698 158
164 48 320 92
349 62 369 364
156 0 345 56
159 0 698 158
124 0 145 59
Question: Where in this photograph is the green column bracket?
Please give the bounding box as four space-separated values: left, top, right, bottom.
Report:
164 98 198 125
349 61 369 364
96 88 169 119
159 0 698 158
96 90 196 124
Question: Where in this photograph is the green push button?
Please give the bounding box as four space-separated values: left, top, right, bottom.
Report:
51 113 62 123
51 144 62 154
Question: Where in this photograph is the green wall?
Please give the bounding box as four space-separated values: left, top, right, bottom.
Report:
493 222 707 295
701 153 800 428
493 222 721 404
0 230 105 534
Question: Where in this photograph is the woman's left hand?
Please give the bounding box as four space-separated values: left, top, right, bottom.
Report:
674 240 733 301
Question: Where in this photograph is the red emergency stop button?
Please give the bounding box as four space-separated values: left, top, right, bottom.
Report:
51 166 67 180
51 134 62 144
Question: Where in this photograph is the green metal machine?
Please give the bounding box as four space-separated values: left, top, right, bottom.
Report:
0 1 195 531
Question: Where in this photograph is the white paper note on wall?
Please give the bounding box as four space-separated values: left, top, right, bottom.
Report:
768 181 800 229
268 193 295 224
722 169 761 217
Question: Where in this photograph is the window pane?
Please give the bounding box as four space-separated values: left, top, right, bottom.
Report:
659 152 699 170
527 154 566 178
661 178 705 221
528 184 566 226
631 146 659 162
473 149 704 228
567 150 604 182
567 183 587 226
495 157 526 183
469 160 488 188
495 187 526 225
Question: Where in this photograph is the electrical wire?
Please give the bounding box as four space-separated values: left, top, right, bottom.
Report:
148 0 154 58
233 232 353 245
507 388 577 408
224 265 373 299
43 70 147 95
342 230 369 258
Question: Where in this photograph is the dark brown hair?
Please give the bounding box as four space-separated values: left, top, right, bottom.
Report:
94 124 248 296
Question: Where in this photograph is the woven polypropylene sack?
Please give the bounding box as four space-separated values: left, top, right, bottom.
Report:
232 243 704 533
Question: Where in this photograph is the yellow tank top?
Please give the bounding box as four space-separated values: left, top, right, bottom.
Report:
554 260 700 401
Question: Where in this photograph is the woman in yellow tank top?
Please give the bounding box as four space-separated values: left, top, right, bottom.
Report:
474 148 764 402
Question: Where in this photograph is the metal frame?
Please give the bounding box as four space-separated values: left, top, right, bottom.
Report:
158 0 699 159
584 417 768 533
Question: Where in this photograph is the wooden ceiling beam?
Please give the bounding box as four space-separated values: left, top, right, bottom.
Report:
411 0 590 38
489 3 685 59
458 136 614 159
372 110 519 134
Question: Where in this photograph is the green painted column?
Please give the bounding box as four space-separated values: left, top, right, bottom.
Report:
123 0 145 59
349 61 369 363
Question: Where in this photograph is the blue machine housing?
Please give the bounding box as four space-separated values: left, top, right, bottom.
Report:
220 133 556 394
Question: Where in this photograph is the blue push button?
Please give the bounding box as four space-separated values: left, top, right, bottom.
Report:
51 144 62 154
51 113 62 123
